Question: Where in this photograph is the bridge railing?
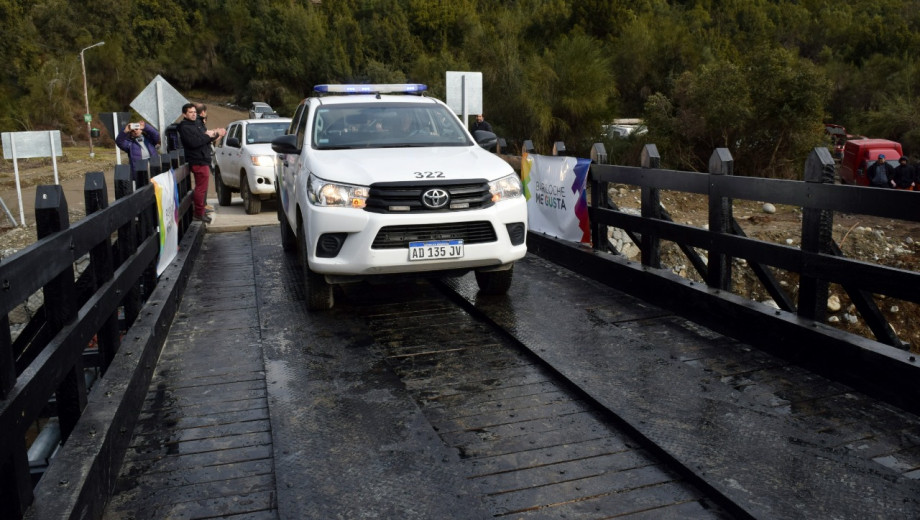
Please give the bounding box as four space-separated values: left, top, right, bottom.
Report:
0 151 200 519
528 144 920 415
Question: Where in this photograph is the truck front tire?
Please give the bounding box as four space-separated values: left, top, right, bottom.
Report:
299 225 334 310
475 265 514 295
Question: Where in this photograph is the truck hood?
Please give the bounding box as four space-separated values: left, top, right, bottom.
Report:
305 146 513 186
245 143 277 157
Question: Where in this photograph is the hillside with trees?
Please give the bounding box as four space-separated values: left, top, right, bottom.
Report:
3 0 920 177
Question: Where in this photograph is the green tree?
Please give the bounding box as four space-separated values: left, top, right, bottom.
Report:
526 30 618 154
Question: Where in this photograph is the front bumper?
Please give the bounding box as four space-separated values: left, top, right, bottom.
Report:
247 165 277 196
305 198 527 277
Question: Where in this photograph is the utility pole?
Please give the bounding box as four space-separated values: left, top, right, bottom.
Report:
80 41 105 158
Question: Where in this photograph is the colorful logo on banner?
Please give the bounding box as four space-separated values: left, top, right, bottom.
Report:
151 169 180 276
521 152 591 243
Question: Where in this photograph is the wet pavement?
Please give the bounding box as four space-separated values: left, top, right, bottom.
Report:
103 226 920 519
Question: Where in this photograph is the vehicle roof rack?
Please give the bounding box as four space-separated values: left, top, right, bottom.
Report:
313 84 428 96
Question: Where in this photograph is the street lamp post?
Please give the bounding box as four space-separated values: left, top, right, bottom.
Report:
80 41 104 158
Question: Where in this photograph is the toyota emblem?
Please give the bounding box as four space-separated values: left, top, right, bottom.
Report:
421 188 449 209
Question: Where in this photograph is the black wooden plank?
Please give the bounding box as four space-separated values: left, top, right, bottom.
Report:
466 436 633 477
490 464 676 515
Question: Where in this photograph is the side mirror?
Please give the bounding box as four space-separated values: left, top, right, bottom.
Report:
473 130 498 152
226 137 241 148
271 134 300 155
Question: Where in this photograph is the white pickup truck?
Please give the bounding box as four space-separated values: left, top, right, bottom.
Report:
213 118 291 214
271 84 528 310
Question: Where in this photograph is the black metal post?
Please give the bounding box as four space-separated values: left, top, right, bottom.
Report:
640 144 662 268
707 148 734 291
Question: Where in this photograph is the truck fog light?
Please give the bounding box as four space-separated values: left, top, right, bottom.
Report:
316 233 347 257
506 223 526 245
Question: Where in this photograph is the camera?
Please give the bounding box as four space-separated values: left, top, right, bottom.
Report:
129 123 141 130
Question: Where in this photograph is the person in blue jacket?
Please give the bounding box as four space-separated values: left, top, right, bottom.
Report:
115 121 160 179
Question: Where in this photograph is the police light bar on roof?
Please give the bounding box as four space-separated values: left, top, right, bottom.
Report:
313 84 428 94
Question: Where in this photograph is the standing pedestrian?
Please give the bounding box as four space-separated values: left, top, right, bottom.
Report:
470 114 492 133
866 154 895 188
114 120 160 180
893 156 915 190
177 103 225 223
195 103 216 213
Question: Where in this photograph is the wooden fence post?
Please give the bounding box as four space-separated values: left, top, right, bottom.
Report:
590 144 609 253
640 144 662 268
84 172 120 371
799 148 836 321
114 165 141 329
0 323 11 400
707 148 734 291
1 288 29 517
35 186 86 443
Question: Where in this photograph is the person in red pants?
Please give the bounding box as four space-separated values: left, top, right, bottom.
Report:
177 103 225 223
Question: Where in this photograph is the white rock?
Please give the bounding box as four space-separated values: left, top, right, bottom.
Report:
762 203 776 214
785 238 794 245
890 305 899 313
762 299 779 309
844 313 858 324
905 237 914 245
827 294 841 312
828 315 840 323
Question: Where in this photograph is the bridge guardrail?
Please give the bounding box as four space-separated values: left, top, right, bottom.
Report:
529 144 920 415
0 151 203 519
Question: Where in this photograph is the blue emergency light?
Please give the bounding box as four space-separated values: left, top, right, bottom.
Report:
313 84 428 94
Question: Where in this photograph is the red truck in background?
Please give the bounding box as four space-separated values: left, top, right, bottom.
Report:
837 138 903 186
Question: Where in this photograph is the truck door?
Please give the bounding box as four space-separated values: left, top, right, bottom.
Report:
278 101 308 219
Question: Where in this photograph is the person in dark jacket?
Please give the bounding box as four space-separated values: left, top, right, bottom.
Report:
470 114 492 133
866 154 895 188
194 103 216 213
114 121 160 179
892 156 916 190
177 103 225 223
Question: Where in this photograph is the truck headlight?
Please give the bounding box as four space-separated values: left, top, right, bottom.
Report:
489 174 523 202
308 173 368 208
250 155 275 167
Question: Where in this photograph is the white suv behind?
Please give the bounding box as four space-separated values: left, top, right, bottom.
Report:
214 118 291 214
271 84 527 310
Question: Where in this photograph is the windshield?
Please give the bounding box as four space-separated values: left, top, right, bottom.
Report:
312 103 472 149
246 122 288 144
255 105 272 114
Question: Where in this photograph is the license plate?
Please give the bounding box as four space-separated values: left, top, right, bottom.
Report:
408 240 464 261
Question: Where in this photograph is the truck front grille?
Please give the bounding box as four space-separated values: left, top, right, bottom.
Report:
365 180 493 213
372 222 497 249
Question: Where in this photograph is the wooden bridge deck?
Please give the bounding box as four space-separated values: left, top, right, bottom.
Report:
99 226 920 519
103 232 276 519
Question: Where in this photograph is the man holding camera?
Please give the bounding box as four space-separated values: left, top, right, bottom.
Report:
115 121 160 179
177 103 225 223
